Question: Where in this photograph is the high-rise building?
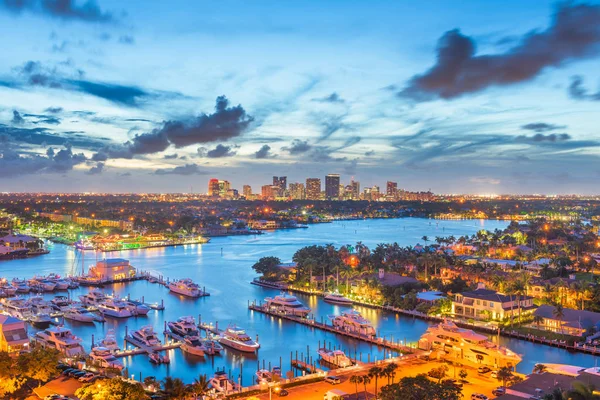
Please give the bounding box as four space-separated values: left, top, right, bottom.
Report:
261 185 278 200
218 180 231 197
306 178 321 200
325 174 341 199
208 178 220 197
386 181 398 199
351 180 360 200
272 176 287 191
289 183 305 200
243 185 252 198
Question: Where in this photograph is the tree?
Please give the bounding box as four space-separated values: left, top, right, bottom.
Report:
542 388 565 400
553 303 565 334
427 365 448 383
0 351 25 397
362 375 372 399
458 369 468 382
192 374 210 398
76 378 148 400
350 375 363 399
384 362 398 384
533 364 547 374
496 366 513 388
251 256 282 281
565 381 600 400
369 366 383 397
380 374 462 400
17 347 60 386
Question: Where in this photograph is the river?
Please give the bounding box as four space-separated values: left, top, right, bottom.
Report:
1 218 597 384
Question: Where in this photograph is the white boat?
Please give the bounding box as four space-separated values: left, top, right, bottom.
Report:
418 320 522 369
149 351 170 364
318 348 353 367
131 325 162 348
218 325 260 353
11 279 30 293
272 366 282 379
1 298 32 319
34 326 85 357
29 279 56 292
45 274 70 290
256 369 272 383
79 290 108 307
0 283 17 296
329 310 376 337
29 313 52 328
264 293 311 317
98 298 133 318
168 278 204 297
64 306 96 323
209 371 238 393
201 337 224 355
181 335 207 356
99 329 120 352
75 239 95 251
168 316 199 337
50 295 72 312
124 300 150 316
324 292 353 305
90 346 124 370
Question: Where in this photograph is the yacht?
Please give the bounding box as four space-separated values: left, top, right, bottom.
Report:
131 325 162 348
272 366 282 379
168 278 204 297
124 300 150 316
12 279 30 293
264 293 311 317
50 295 72 312
218 325 260 353
98 329 120 352
98 298 133 318
256 369 272 383
90 347 124 371
209 371 238 393
168 316 199 337
0 282 17 296
27 296 55 316
149 351 170 364
64 306 96 323
45 274 70 290
79 290 108 307
324 292 353 305
317 348 353 368
34 326 85 357
418 320 522 369
330 310 376 337
181 335 208 356
201 337 224 355
1 298 32 320
29 278 56 292
75 239 95 251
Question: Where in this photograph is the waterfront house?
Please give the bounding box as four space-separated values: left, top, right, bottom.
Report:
88 258 136 282
452 285 536 321
531 305 600 337
0 315 29 353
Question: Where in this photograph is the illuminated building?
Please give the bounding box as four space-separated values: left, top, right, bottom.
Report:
325 174 340 200
306 178 321 200
208 178 220 197
0 315 29 354
243 185 252 198
351 180 360 199
289 183 305 200
261 185 278 200
218 180 231 197
386 181 398 199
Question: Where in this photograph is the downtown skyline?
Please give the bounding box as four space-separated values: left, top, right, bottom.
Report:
1 1 600 194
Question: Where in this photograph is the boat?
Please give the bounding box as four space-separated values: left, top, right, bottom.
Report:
98 298 133 318
324 292 353 305
264 293 311 317
131 325 162 348
181 335 207 356
201 337 224 355
63 306 96 323
98 329 120 352
50 295 72 312
11 279 30 293
218 325 260 353
75 239 95 251
209 371 237 393
271 366 282 379
29 313 52 328
317 348 353 367
149 351 170 364
256 369 272 383
29 278 56 292
27 248 50 256
329 310 376 337
79 290 108 307
0 282 17 296
417 320 521 369
168 316 199 337
90 346 124 370
168 278 205 297
124 300 150 316
34 326 85 357
45 274 69 290
1 297 32 319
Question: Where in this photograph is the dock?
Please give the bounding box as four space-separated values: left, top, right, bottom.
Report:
248 302 416 354
291 359 324 374
120 334 182 362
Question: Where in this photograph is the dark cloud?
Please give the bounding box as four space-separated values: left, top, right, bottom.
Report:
521 122 566 132
2 0 114 23
365 150 375 156
517 133 571 142
283 139 312 155
154 163 207 175
11 110 24 125
205 144 237 158
44 106 63 114
163 153 178 160
568 75 600 101
23 113 61 125
119 35 134 44
400 3 600 100
255 144 274 159
96 96 253 159
0 124 107 150
0 142 86 177
68 80 148 106
313 92 345 103
86 162 104 175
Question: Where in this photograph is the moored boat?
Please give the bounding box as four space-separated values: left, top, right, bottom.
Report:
209 371 237 393
181 335 207 356
33 326 85 357
98 298 133 318
168 278 205 297
168 316 199 337
317 348 353 367
329 310 376 337
90 346 124 370
98 329 120 352
79 290 108 307
131 325 162 348
218 325 260 353
324 292 353 305
264 293 311 317
64 306 96 323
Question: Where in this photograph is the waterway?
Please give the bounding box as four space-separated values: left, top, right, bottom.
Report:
1 218 598 384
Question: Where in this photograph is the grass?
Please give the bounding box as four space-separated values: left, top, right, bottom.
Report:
511 326 580 344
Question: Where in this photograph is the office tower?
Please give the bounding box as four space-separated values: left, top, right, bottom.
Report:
218 180 231 197
272 176 287 191
261 185 278 200
306 178 321 200
289 183 306 200
243 185 252 198
351 180 360 199
371 185 380 200
208 178 220 197
325 174 341 199
386 181 398 199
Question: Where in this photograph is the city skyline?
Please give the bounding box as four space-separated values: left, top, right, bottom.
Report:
1 1 600 194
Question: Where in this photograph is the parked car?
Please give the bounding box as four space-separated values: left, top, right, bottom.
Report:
492 387 506 396
471 394 489 400
61 368 76 376
324 376 341 384
278 389 289 397
477 366 491 374
443 379 463 388
79 373 96 383
490 371 498 379
72 370 87 378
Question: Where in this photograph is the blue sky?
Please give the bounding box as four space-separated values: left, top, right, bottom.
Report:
1 0 600 194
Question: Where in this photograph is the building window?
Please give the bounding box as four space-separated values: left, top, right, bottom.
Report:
489 302 494 307
482 301 487 307
476 300 480 305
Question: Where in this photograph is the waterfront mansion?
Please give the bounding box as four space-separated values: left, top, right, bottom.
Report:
452 284 536 321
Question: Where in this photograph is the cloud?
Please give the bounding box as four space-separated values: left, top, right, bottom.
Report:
44 106 63 114
0 124 108 150
97 96 253 159
568 75 600 101
470 177 501 185
365 150 375 156
516 133 571 142
68 80 148 106
2 0 115 23
399 3 600 100
119 35 134 44
11 110 24 124
154 163 207 175
204 144 237 158
255 144 274 159
283 139 312 155
163 153 178 160
521 122 566 132
86 162 104 175
0 143 86 177
23 113 61 125
313 92 345 103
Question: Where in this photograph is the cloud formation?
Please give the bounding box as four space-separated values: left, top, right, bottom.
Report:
568 75 600 101
255 144 273 159
202 144 237 158
283 139 312 155
0 143 86 177
521 122 566 132
313 92 345 103
400 3 600 100
11 110 24 124
517 133 571 142
2 0 114 23
86 162 104 175
154 163 207 175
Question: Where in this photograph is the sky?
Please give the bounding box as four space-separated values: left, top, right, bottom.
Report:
1 0 600 195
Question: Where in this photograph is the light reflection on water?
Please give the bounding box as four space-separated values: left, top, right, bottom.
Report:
2 218 597 382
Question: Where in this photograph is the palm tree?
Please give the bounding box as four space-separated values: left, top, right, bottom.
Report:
553 303 565 335
349 375 363 399
192 374 210 398
368 366 383 397
421 236 429 247
565 381 599 400
496 367 513 389
340 266 353 295
533 364 548 374
362 375 372 399
384 362 397 384
542 388 565 400
533 315 544 330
